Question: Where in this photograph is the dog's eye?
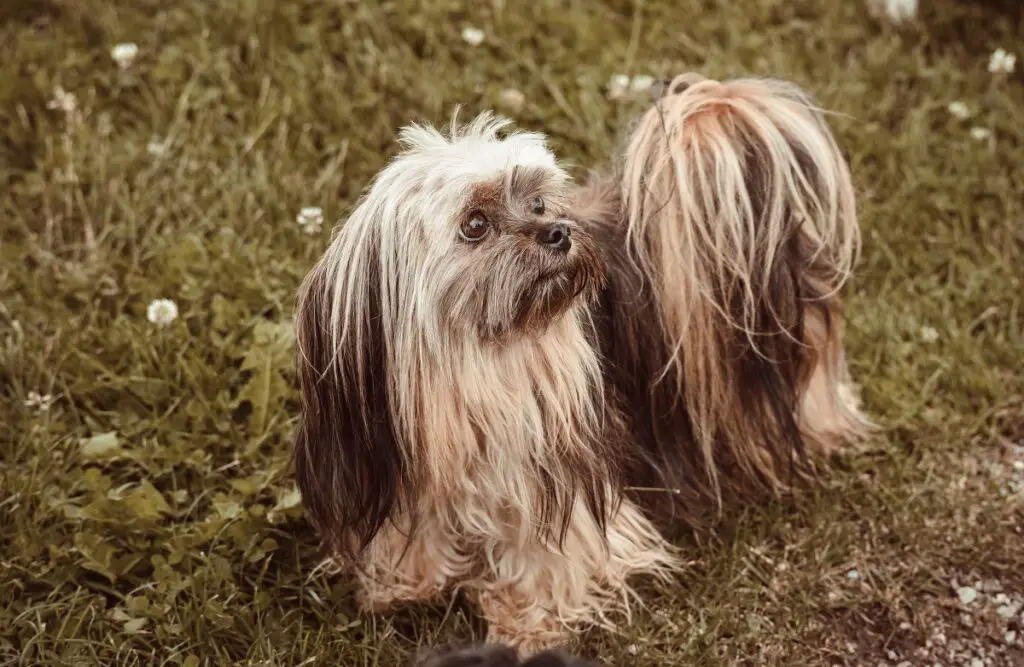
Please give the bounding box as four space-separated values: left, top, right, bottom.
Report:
530 196 546 216
460 211 490 241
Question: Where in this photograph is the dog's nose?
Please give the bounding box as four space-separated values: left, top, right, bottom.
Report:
538 221 572 253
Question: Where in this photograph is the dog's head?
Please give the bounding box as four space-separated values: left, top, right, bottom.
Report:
293 111 602 556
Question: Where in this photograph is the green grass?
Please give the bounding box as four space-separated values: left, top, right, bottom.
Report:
2 1 1023 665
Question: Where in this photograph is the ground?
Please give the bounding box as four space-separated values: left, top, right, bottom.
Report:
1 0 1022 666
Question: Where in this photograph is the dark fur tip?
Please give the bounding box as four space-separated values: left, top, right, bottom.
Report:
650 78 674 102
412 644 596 667
415 644 519 667
293 241 408 563
650 72 706 102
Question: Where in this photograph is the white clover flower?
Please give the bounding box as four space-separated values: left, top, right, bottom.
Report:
147 298 179 326
920 325 939 343
461 27 485 46
46 86 78 115
24 391 55 412
147 137 169 157
970 127 992 141
499 88 526 113
988 48 1016 75
296 206 324 235
878 0 918 22
111 42 140 69
607 73 631 100
629 74 655 93
947 101 970 120
607 74 656 100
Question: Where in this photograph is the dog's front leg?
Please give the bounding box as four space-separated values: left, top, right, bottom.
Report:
354 516 472 614
473 581 573 657
468 498 679 657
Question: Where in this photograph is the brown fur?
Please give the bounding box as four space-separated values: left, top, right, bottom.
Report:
572 73 873 528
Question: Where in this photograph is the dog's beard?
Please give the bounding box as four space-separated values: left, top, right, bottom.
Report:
439 226 604 343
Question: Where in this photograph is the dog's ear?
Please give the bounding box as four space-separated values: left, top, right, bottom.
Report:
293 233 407 558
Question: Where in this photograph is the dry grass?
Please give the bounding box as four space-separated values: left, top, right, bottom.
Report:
1 1 1023 665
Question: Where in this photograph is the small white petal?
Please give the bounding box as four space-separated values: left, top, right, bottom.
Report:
461 27 485 46
499 88 526 113
296 206 325 230
147 138 168 157
920 326 939 343
847 569 860 580
630 75 655 92
607 73 630 100
947 101 970 119
147 298 179 326
47 87 78 114
881 0 918 22
988 48 1016 74
626 644 638 655
24 391 55 411
970 127 992 141
111 42 139 69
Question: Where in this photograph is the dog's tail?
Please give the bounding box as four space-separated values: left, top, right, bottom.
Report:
619 73 873 504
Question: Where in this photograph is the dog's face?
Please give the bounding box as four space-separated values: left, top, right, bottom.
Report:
381 125 603 344
316 111 603 348
434 165 603 342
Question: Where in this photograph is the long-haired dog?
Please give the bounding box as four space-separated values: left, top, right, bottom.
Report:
292 74 871 655
294 112 678 654
574 72 872 528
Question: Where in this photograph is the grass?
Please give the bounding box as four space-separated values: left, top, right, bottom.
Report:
1 0 1022 665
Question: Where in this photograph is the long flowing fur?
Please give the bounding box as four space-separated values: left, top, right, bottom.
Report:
294 74 873 655
294 110 679 655
577 73 873 524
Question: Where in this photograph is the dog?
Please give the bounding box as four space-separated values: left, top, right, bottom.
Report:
573 72 873 529
293 111 679 655
292 73 870 655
